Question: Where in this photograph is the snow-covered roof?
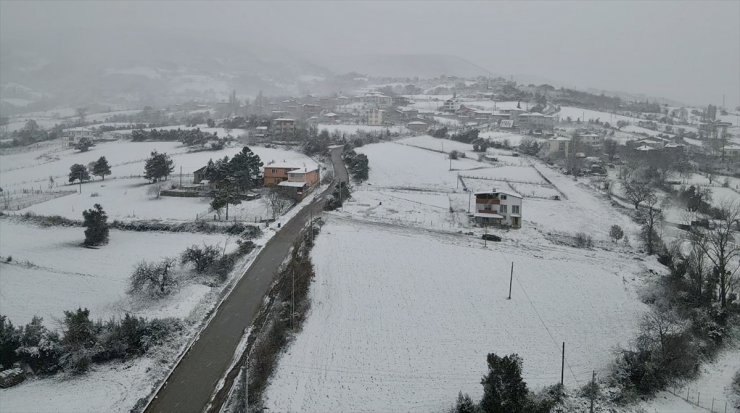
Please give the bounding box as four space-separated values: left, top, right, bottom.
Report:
264 162 303 169
256 126 268 130
324 112 337 117
635 145 656 151
288 166 319 174
408 121 427 125
278 181 308 188
273 118 295 122
474 213 504 219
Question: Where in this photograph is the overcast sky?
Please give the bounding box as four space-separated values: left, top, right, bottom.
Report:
2 0 738 107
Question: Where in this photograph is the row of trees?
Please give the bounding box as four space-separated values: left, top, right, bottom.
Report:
131 128 224 147
343 148 369 182
68 157 111 183
67 151 174 185
0 311 181 376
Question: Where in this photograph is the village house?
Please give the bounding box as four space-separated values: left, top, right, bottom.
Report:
368 108 385 126
263 162 320 199
473 190 522 228
546 136 571 156
65 128 96 147
517 113 555 132
443 96 461 112
271 118 296 138
579 132 603 147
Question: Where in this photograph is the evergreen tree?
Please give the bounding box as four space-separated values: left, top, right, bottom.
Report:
61 308 96 374
82 204 109 246
0 315 21 368
68 163 90 183
92 156 112 180
143 151 174 183
455 392 476 413
229 147 263 191
479 353 529 413
211 181 241 220
74 137 93 152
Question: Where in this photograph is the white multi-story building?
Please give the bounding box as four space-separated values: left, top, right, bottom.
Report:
368 108 385 126
473 190 523 228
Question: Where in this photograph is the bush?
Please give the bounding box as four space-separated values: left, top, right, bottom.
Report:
609 225 624 242
181 245 220 273
449 150 460 160
574 232 594 248
129 258 177 297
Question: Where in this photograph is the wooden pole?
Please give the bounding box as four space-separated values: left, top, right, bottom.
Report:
589 370 595 413
560 342 565 386
508 262 513 300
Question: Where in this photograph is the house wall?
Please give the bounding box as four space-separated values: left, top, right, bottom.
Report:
474 194 522 228
264 167 294 186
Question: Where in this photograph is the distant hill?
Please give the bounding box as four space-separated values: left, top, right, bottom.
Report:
324 54 492 78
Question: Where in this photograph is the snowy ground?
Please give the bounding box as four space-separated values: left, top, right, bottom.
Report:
263 218 649 412
0 219 238 326
262 136 657 411
0 139 316 191
0 184 328 412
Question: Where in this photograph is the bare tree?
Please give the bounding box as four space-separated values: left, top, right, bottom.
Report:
640 194 663 255
147 183 162 199
129 258 177 297
263 189 293 220
623 178 653 209
690 201 740 308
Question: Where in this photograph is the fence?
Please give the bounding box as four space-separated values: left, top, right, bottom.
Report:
1 188 77 211
666 384 735 413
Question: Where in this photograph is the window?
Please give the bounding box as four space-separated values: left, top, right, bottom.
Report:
512 205 520 214
501 195 507 200
500 205 507 213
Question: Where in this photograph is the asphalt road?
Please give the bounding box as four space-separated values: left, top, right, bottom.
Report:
145 147 346 413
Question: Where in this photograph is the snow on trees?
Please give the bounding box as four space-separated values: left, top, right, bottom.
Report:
143 151 174 183
129 258 177 298
68 163 90 183
91 156 111 180
82 204 109 246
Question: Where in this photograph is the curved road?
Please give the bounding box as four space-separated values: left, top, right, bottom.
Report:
146 147 347 413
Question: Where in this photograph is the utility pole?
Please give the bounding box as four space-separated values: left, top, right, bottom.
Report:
449 156 452 171
507 262 513 299
179 166 182 187
468 191 472 213
589 370 595 413
78 170 83 194
560 342 565 386
291 267 295 331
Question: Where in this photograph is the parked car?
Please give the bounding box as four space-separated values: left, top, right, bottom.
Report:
482 234 502 242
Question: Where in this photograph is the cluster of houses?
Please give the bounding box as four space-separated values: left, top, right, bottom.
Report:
443 96 556 135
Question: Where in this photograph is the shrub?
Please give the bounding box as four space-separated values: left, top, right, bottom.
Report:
449 150 459 160
181 245 220 273
574 232 594 248
129 258 177 297
609 225 624 242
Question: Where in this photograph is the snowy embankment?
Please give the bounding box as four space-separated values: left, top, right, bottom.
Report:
263 218 648 412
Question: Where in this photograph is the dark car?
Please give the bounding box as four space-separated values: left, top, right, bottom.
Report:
482 234 502 242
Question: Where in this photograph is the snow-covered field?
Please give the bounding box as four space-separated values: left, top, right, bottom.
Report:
1 139 316 190
0 220 237 326
264 218 648 412
261 135 657 411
